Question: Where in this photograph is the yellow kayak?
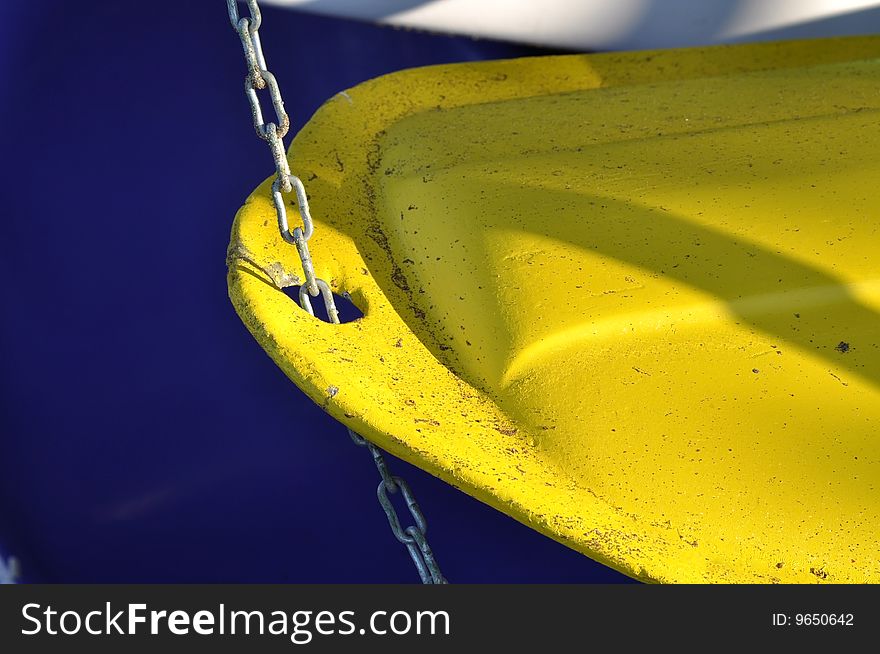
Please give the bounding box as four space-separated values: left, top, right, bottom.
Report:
228 36 880 583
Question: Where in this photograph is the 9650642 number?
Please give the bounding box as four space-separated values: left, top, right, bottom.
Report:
772 613 854 627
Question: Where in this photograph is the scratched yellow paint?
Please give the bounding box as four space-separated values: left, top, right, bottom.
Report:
228 37 880 583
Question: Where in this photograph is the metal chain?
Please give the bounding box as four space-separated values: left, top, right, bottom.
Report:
349 431 447 584
225 0 446 584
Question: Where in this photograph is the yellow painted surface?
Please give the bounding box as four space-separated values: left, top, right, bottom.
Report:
228 37 880 583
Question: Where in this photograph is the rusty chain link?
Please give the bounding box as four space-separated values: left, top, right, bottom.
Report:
225 0 446 584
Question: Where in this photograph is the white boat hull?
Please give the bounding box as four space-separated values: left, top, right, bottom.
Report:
263 0 880 50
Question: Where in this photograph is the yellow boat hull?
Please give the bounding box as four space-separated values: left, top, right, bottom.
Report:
229 37 880 583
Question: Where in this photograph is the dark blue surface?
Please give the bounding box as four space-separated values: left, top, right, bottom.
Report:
0 0 630 583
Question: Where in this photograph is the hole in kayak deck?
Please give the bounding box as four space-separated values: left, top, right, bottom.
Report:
283 285 363 324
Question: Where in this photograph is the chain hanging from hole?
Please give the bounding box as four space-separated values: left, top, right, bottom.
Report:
225 0 446 584
349 431 447 584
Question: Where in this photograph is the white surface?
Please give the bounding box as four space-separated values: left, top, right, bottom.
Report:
263 0 880 49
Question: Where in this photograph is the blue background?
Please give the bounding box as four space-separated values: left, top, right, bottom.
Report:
0 0 629 583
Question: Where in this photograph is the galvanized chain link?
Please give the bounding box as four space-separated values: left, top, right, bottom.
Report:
226 0 323 302
349 431 447 584
226 0 446 584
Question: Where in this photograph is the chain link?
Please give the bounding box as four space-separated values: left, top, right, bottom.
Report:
226 0 446 584
350 431 447 584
